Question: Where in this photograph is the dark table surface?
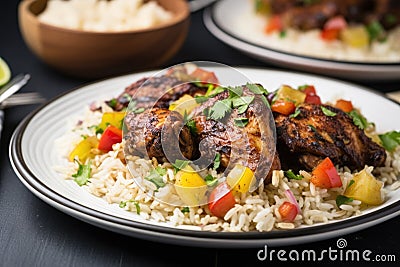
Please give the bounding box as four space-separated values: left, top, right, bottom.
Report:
1 1 399 266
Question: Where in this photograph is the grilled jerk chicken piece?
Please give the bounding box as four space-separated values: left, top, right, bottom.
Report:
267 0 400 30
191 87 280 184
110 75 206 111
124 108 194 163
275 103 386 171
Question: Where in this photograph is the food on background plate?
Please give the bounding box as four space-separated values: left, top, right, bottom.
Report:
39 0 173 32
56 64 400 232
249 0 400 62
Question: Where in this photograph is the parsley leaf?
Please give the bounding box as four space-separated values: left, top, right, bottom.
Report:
213 153 221 170
321 106 337 117
72 160 92 186
284 169 303 180
232 96 254 108
379 131 400 152
336 195 353 208
260 95 270 108
206 86 225 97
234 117 249 128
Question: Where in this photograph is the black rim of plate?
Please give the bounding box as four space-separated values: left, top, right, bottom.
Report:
9 69 400 241
207 1 400 67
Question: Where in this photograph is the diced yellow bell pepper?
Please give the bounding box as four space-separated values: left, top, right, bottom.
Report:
340 26 369 48
226 164 255 193
169 94 199 116
276 85 306 105
98 112 125 131
68 136 99 162
174 165 207 206
344 168 383 205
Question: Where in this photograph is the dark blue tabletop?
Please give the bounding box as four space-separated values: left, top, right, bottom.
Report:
1 1 399 266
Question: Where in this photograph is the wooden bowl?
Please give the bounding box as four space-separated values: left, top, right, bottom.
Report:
18 0 190 79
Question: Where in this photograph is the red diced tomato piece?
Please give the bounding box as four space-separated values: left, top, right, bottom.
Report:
278 201 298 222
311 157 342 188
208 182 236 218
265 15 283 34
335 99 353 113
321 28 340 41
300 85 317 96
305 94 322 105
191 68 219 84
98 125 122 152
271 100 296 115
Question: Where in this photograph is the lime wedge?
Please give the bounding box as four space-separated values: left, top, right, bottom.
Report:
0 57 11 87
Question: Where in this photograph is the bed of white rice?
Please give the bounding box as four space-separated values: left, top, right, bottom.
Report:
235 11 400 62
55 101 400 232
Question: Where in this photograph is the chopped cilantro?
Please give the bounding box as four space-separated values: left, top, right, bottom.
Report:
206 86 225 97
347 179 355 189
366 21 386 42
284 169 303 180
185 119 197 135
119 200 140 214
321 106 337 117
289 107 301 118
336 195 353 208
173 159 190 173
213 153 221 170
246 83 268 95
133 107 145 114
232 96 254 108
234 117 249 128
348 110 370 130
227 86 243 98
379 131 400 152
107 98 118 109
209 99 232 120
308 124 318 133
72 160 92 186
260 95 270 108
279 30 287 38
145 166 167 189
95 126 104 135
205 174 218 187
181 207 190 213
384 14 397 25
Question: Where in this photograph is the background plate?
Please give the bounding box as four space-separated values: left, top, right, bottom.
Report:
10 67 400 248
203 0 400 81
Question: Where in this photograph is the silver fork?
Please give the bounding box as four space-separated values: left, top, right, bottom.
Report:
0 92 46 109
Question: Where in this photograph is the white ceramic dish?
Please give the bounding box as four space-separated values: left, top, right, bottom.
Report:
203 0 400 81
10 67 400 248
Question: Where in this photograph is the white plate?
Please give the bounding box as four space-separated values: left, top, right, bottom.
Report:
203 0 400 81
9 67 400 248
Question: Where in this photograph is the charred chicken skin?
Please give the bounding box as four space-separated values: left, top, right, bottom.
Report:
191 88 280 183
274 103 386 171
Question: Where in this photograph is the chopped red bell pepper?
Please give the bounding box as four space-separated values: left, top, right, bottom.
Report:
278 201 298 222
335 99 353 113
311 157 342 188
208 182 236 218
265 15 283 34
98 125 122 152
271 100 296 115
321 16 347 41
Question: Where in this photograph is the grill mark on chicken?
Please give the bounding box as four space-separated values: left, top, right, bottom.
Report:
124 108 194 163
275 103 386 171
